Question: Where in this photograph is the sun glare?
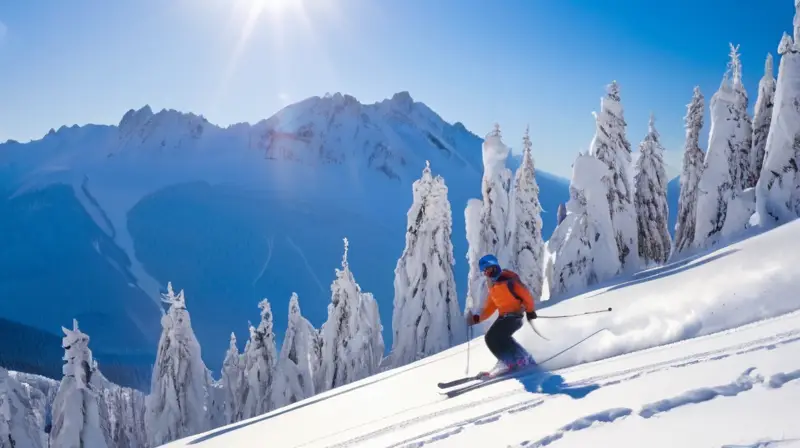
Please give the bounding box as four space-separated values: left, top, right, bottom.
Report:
211 0 347 114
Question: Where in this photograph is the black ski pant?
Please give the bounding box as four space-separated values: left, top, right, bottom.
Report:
485 313 528 365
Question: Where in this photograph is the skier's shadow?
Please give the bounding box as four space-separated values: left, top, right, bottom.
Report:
515 370 600 399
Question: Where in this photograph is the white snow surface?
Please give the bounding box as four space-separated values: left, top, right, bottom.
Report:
162 207 800 448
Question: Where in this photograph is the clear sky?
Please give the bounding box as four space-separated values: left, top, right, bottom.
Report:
0 0 795 178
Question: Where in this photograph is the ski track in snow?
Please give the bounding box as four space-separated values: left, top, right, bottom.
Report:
720 438 800 448
321 326 800 448
285 236 326 295
252 235 275 286
511 368 798 448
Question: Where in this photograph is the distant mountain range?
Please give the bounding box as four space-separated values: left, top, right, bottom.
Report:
0 91 678 389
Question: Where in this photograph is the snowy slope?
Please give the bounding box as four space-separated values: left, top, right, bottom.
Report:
0 92 575 385
166 219 800 448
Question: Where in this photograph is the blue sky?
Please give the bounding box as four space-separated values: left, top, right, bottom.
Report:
0 0 795 178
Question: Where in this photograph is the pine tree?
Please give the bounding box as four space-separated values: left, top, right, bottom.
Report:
354 290 384 376
588 81 640 272
50 319 108 448
634 114 672 265
674 87 707 255
0 368 45 448
510 126 545 300
546 153 619 296
272 293 320 408
391 161 464 367
242 298 278 419
317 238 383 392
756 1 800 224
221 333 245 424
730 44 754 191
749 53 776 188
695 44 753 247
465 124 512 317
145 283 210 446
204 371 225 431
0 382 9 448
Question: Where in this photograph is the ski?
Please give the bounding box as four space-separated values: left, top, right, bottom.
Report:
437 374 485 389
440 365 545 398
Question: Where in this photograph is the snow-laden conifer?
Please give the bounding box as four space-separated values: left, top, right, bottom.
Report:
749 53 776 188
0 367 45 448
756 1 800 224
221 333 245 424
242 298 278 419
695 44 753 247
354 290 384 376
588 81 639 272
272 293 319 408
318 239 384 392
145 283 209 446
465 124 512 318
50 319 108 448
634 114 671 265
510 126 545 300
391 162 465 367
674 87 706 255
546 153 619 296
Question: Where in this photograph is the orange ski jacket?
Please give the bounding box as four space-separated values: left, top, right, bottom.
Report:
477 270 536 323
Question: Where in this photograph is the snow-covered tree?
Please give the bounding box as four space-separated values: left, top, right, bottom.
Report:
634 114 672 265
205 372 225 430
510 126 545 300
695 44 753 248
729 44 755 191
756 2 800 225
221 333 245 424
272 293 320 408
107 387 146 448
749 53 776 188
353 290 384 376
588 81 640 273
0 368 45 448
546 153 620 296
392 162 465 367
674 87 706 255
556 203 567 226
465 124 513 317
317 238 384 392
49 319 108 448
242 298 278 419
145 283 210 446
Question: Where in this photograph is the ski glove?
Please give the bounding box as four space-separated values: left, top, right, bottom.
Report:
526 310 537 320
466 313 480 325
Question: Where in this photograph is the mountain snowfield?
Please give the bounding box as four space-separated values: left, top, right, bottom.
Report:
0 91 575 385
162 219 800 448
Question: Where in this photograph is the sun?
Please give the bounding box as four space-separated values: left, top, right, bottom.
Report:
250 0 297 16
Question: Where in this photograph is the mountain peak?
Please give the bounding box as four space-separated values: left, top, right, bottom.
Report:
391 91 414 105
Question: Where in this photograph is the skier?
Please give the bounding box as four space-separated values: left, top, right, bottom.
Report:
467 254 537 373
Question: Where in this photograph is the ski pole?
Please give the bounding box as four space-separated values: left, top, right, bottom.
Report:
537 327 610 367
465 323 472 375
527 319 550 341
536 307 613 319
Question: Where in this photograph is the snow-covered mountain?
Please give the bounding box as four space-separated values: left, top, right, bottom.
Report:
163 217 800 448
0 92 582 388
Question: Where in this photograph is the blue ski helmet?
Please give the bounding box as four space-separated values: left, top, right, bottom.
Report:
478 254 500 274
